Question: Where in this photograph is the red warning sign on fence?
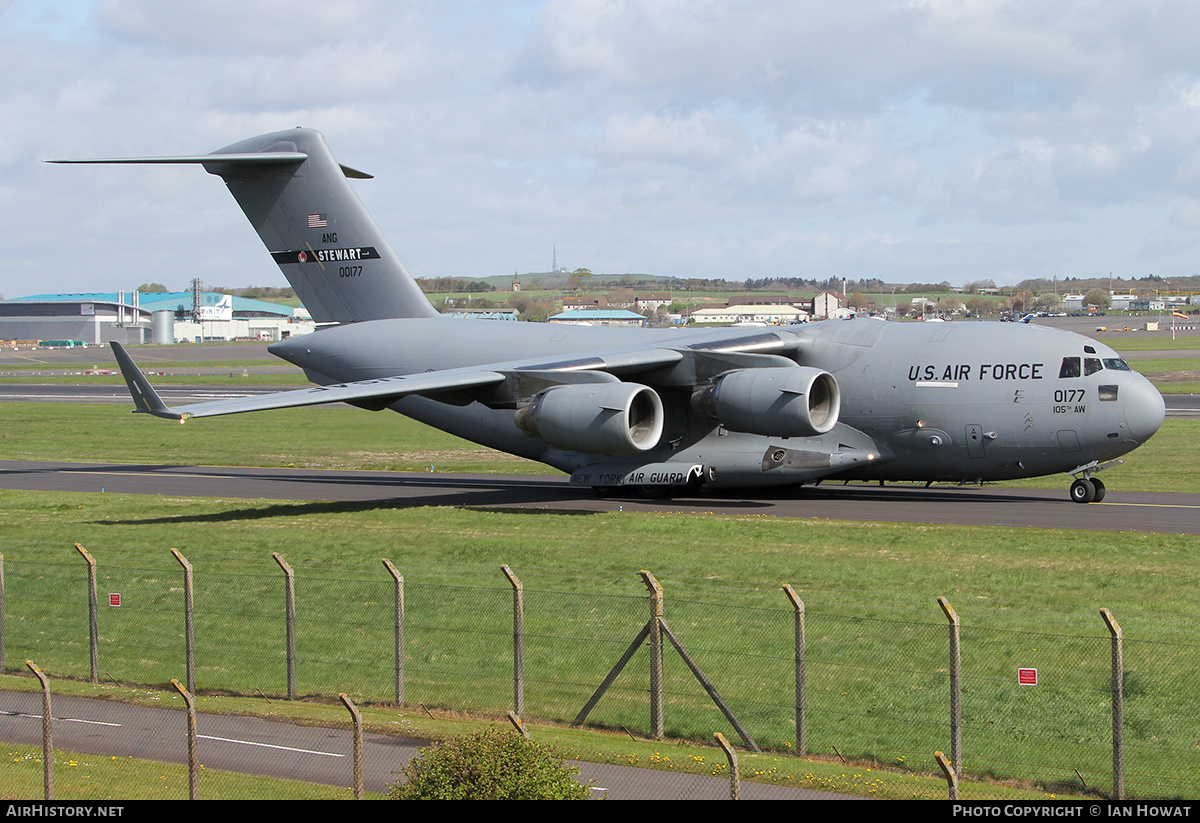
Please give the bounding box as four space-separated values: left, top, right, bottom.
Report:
109 593 121 607
1018 668 1037 685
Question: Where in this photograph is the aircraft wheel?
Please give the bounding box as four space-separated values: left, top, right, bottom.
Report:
1069 478 1096 504
634 485 670 499
593 486 615 499
1091 477 1106 503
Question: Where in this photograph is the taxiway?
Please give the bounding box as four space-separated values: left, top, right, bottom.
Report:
1 459 1197 534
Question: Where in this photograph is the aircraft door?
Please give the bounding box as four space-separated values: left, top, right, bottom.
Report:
1057 430 1081 453
965 424 986 458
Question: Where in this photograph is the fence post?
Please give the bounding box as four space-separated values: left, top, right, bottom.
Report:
500 565 524 716
937 596 962 779
935 751 958 800
382 559 404 705
272 553 296 699
74 544 99 683
171 549 195 693
783 584 806 755
715 732 740 800
0 553 5 673
1100 608 1124 800
339 693 364 800
171 679 199 800
639 570 664 739
26 660 53 800
507 710 530 739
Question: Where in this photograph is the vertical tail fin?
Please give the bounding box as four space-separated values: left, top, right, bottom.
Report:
51 128 439 323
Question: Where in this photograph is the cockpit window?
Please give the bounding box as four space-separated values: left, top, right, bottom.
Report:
1061 355 1119 377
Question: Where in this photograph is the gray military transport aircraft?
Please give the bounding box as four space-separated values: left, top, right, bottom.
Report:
54 128 1165 503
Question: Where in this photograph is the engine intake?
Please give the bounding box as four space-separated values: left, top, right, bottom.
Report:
691 366 840 437
514 382 664 454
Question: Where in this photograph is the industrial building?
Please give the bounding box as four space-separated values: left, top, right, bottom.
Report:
0 291 314 346
690 304 809 325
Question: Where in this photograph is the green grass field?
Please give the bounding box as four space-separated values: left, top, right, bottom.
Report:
0 742 367 801
2 476 1199 800
0 401 553 474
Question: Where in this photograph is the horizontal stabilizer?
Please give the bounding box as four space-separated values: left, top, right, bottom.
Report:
48 153 372 179
48 152 308 167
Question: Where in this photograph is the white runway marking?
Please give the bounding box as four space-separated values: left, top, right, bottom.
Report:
198 734 345 757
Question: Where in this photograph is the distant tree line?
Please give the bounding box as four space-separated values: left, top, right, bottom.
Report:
208 286 298 300
418 278 497 293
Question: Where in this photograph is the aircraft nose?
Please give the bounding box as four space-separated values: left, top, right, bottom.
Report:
1124 377 1165 444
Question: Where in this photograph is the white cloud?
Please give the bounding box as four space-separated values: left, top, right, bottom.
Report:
96 0 388 54
598 110 741 166
3 0 1200 296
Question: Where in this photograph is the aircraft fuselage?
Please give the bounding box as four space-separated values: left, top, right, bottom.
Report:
270 315 1164 492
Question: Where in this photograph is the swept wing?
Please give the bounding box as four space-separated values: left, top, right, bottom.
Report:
110 324 818 422
110 340 691 420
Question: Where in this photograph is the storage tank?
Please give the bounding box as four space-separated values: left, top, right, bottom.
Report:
151 310 175 344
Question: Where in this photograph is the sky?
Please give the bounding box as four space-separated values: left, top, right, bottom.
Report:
3 0 1200 298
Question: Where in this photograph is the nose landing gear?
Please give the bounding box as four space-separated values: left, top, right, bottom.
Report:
1070 476 1105 504
1067 460 1118 503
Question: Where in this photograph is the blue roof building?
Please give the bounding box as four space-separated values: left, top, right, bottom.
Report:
547 309 646 327
1 291 310 345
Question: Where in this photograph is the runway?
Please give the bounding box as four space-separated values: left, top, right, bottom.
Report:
2 459 1197 534
0 382 293 405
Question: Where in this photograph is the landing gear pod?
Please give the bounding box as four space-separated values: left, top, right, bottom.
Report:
691 367 840 438
570 462 708 499
514 383 664 454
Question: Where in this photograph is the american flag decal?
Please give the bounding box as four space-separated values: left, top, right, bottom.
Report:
308 213 328 228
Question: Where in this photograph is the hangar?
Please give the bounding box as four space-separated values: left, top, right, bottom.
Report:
548 309 647 327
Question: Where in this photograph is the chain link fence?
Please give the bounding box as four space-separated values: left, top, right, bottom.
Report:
1 543 1198 800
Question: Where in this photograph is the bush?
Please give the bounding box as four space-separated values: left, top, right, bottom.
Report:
388 727 590 800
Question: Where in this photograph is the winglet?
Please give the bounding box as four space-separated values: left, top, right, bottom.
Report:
109 342 184 420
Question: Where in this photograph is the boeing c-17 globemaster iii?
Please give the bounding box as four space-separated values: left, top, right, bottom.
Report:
52 128 1165 503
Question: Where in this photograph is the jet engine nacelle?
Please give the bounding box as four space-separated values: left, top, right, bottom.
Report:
691 366 840 437
514 382 664 454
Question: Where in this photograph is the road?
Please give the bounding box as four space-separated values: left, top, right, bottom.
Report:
0 690 849 800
